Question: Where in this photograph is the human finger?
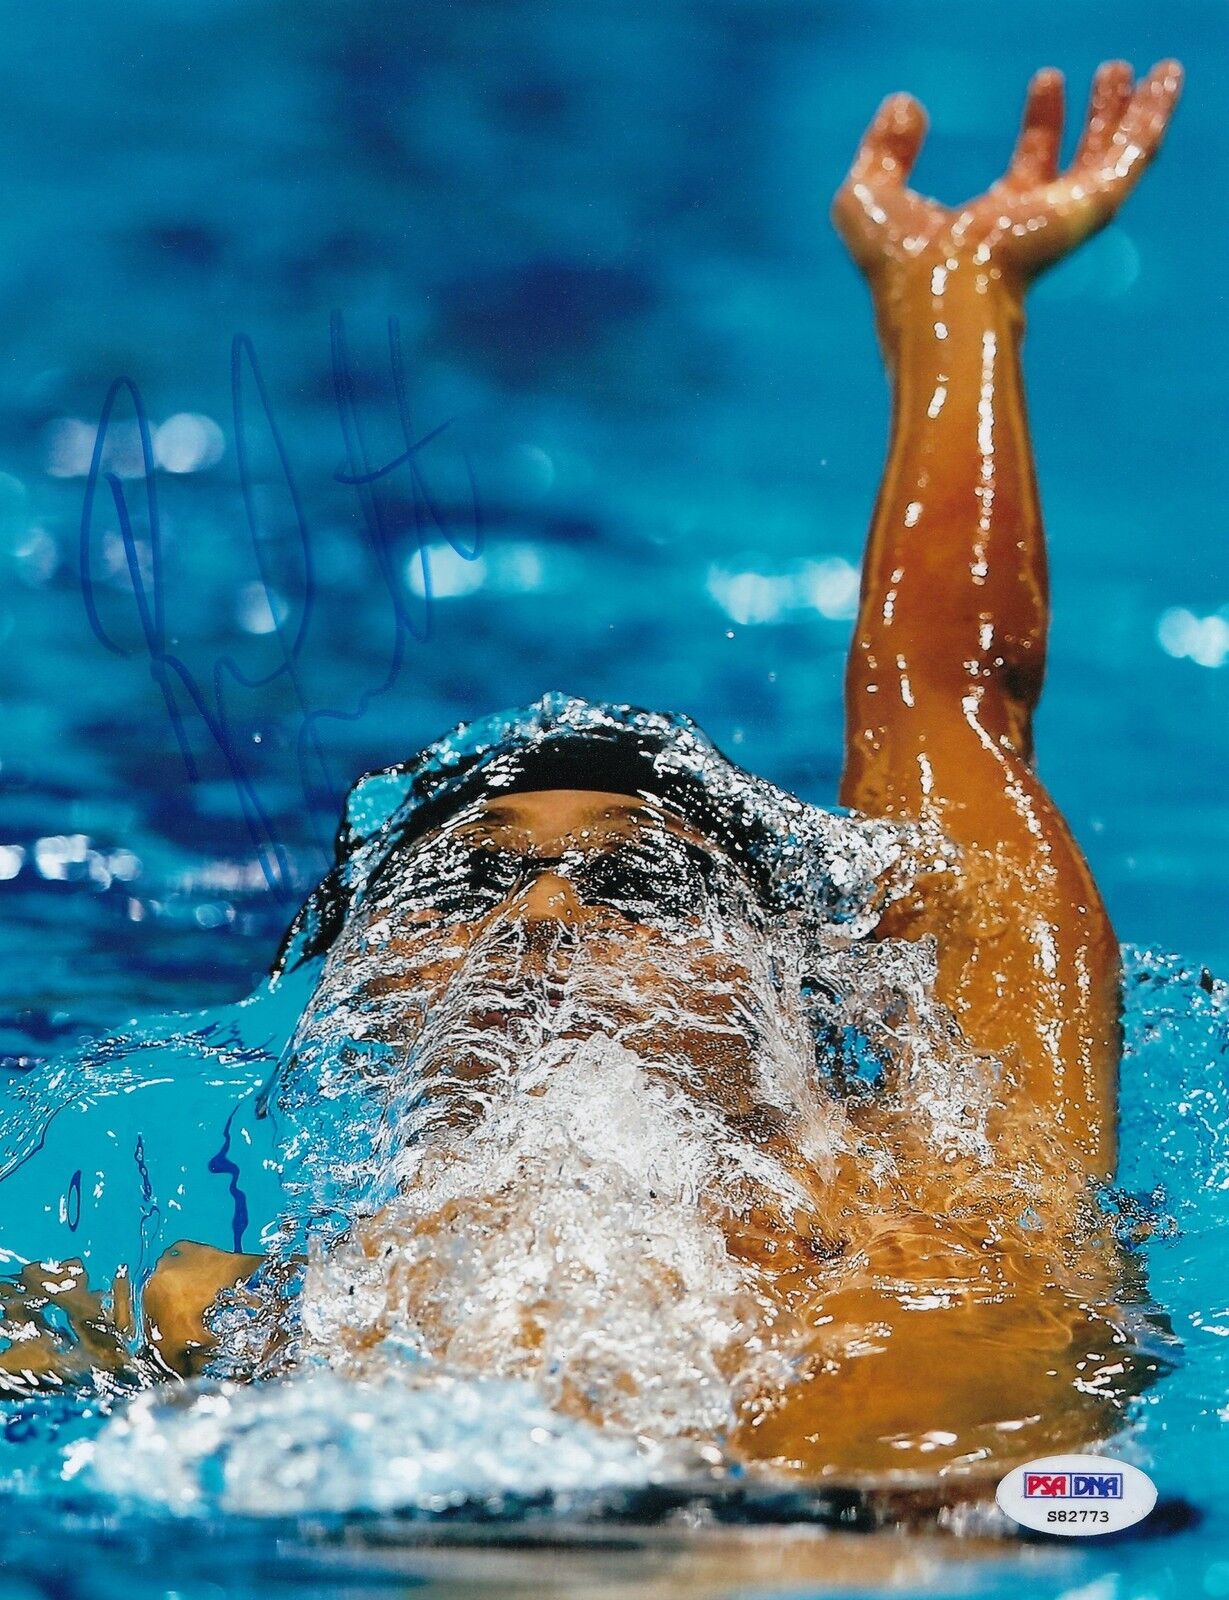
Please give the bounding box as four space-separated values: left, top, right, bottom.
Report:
848 92 929 188
1009 68 1065 186
1073 61 1134 167
1105 60 1183 185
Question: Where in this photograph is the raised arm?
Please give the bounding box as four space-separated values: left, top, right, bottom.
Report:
833 63 1181 1178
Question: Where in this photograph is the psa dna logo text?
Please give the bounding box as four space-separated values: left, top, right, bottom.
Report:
997 1455 1155 1537
1024 1470 1123 1500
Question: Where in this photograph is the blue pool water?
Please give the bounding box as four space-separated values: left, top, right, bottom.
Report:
0 0 1226 1594
0 942 1225 1599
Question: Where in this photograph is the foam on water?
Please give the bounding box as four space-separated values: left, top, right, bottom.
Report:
1 698 1215 1529
190 698 1019 1448
70 1366 709 1518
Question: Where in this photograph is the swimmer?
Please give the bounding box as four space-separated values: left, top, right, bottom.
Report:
1 62 1183 1490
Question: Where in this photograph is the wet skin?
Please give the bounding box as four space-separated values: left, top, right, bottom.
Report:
0 61 1182 1486
1 791 1164 1483
343 791 790 1132
834 57 1181 1183
274 788 1168 1482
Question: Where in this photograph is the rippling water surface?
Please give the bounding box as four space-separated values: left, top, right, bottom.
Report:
0 1 1226 1595
1 705 1227 1600
0 941 1226 1598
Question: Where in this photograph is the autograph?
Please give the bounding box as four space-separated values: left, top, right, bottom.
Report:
79 312 482 905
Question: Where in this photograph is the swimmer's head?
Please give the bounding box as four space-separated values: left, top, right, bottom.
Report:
288 768 836 1228
379 787 768 939
284 777 851 1444
280 699 802 975
274 695 905 979
321 780 781 1066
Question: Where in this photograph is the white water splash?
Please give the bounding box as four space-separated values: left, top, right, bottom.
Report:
70 1364 715 1517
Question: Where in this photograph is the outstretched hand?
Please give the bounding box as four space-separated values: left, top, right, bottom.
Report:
833 60 1182 288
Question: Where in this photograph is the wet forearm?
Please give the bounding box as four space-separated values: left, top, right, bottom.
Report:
862 262 1046 707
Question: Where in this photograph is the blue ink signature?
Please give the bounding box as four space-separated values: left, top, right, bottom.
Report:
79 313 482 902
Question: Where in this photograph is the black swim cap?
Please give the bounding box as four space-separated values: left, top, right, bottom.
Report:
271 693 902 975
